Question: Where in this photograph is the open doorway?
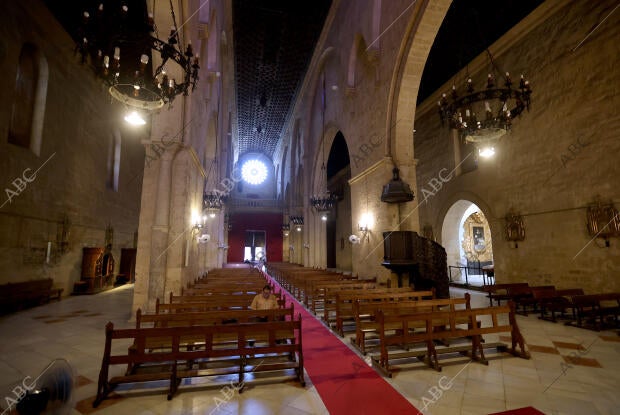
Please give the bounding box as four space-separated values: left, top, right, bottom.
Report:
244 230 266 262
326 131 351 271
441 200 494 286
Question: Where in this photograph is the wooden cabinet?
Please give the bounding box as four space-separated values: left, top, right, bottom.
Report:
382 231 449 298
73 247 115 294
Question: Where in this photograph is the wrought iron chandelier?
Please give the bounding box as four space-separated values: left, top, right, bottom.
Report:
438 49 532 151
203 192 224 217
310 186 338 218
310 74 338 220
74 0 199 112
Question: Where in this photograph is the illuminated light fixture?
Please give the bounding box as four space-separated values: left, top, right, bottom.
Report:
290 215 303 232
282 223 290 236
241 159 268 185
478 146 495 158
321 213 328 221
74 1 200 112
191 211 206 232
203 191 224 217
124 110 146 125
358 213 373 233
438 49 532 152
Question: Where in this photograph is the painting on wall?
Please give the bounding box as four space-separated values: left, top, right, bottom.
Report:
461 212 493 263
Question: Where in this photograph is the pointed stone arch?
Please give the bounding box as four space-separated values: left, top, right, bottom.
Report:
386 0 452 163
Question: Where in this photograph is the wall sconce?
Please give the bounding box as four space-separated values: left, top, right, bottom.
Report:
358 213 373 240
586 198 620 247
282 223 290 237
505 210 525 248
191 211 207 233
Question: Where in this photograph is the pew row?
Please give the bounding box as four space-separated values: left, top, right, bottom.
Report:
371 302 529 377
332 289 435 336
94 316 304 407
351 294 471 354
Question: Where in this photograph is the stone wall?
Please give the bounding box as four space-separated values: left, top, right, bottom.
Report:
414 0 620 293
0 1 147 296
280 0 451 280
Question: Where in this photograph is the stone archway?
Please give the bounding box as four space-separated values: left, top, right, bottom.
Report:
384 0 452 231
441 199 494 285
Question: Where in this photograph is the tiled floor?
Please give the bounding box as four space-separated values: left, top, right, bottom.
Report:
0 284 618 415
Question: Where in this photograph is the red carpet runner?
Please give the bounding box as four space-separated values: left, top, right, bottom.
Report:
261 269 419 415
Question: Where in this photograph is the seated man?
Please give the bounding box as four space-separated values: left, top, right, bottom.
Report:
248 284 280 347
250 284 279 314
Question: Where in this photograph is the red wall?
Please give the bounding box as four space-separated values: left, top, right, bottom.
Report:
227 213 283 263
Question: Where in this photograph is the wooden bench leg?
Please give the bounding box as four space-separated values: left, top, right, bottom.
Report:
472 335 488 365
168 361 178 400
426 340 440 371
93 370 110 408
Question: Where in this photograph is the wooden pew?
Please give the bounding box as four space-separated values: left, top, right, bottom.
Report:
322 287 415 324
532 287 583 322
168 291 284 306
136 307 294 329
508 285 555 315
352 294 471 354
155 297 284 313
94 316 304 407
483 283 529 306
373 302 529 376
306 279 378 313
568 293 620 330
0 279 63 314
333 290 435 336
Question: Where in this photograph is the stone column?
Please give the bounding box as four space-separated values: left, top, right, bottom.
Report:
146 149 175 310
